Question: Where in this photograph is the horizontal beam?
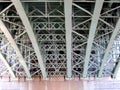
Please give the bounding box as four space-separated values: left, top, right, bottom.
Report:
0 0 120 3
83 0 104 78
0 0 63 2
21 0 64 2
98 18 120 77
11 0 47 78
0 20 31 78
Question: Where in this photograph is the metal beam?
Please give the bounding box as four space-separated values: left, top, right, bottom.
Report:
64 0 72 78
83 0 104 77
112 57 120 78
101 5 120 15
72 3 92 16
99 18 114 29
0 0 63 2
0 52 15 78
0 20 31 78
21 0 64 2
98 18 120 77
0 3 13 15
11 0 47 78
1 0 120 3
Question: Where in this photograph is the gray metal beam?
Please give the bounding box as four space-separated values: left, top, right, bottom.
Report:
83 0 104 77
98 18 120 77
0 3 13 15
0 52 15 78
11 0 47 79
112 57 120 78
0 0 63 2
0 0 120 3
0 20 31 78
72 3 92 16
64 0 72 78
21 0 64 2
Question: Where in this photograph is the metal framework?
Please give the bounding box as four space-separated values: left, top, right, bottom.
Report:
0 52 15 78
98 18 120 77
11 0 47 78
83 0 104 77
0 20 31 78
0 0 120 79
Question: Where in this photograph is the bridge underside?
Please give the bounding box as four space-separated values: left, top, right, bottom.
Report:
0 0 120 79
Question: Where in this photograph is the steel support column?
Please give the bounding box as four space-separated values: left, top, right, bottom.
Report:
11 0 47 78
64 0 72 78
98 18 120 77
83 0 104 77
0 20 31 78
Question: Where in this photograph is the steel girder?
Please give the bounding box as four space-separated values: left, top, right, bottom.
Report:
0 0 119 78
98 18 120 77
11 0 47 78
0 31 28 77
0 20 31 78
111 35 120 78
30 2 66 76
1 0 120 3
64 0 72 78
112 57 120 78
83 0 104 78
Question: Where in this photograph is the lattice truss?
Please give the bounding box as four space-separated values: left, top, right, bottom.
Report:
0 31 26 76
31 2 66 76
0 0 120 78
0 6 42 77
72 0 120 77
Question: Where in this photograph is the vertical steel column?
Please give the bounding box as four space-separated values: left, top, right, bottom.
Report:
64 0 72 78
